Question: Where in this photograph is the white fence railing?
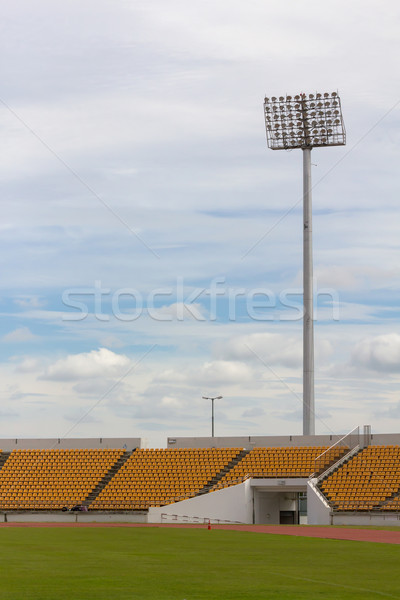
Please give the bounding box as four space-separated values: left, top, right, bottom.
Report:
160 512 242 525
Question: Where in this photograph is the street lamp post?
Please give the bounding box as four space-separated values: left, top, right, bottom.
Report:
202 396 223 437
263 91 346 436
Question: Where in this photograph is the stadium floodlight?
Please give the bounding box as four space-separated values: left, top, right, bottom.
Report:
202 396 223 437
263 92 345 150
263 91 345 436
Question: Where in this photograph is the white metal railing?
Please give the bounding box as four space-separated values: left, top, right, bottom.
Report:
160 512 242 525
314 444 360 484
307 478 331 510
312 425 360 477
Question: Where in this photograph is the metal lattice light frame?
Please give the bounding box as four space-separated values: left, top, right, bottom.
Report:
264 91 346 150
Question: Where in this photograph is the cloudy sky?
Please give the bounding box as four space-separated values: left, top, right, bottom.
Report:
1 0 400 447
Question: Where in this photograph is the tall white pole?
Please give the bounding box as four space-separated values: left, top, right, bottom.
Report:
303 147 315 435
264 91 345 437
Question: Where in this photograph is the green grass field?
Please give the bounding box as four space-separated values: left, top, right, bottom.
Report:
0 526 399 599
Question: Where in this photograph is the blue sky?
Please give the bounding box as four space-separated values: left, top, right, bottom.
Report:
1 0 400 446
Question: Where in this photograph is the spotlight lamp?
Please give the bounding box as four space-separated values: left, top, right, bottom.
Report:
263 91 345 150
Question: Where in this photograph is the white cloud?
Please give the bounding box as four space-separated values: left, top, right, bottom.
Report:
42 348 131 381
160 395 181 408
63 411 100 424
15 357 43 373
215 332 303 369
3 327 37 343
314 265 400 292
14 296 46 309
154 369 188 385
198 360 253 387
242 406 265 418
153 358 255 390
150 302 207 321
351 334 400 373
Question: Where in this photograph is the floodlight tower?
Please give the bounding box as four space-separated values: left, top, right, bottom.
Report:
263 91 346 435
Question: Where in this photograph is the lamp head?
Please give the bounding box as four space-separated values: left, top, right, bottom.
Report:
263 90 345 150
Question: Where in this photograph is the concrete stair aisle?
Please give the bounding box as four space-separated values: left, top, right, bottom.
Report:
195 449 251 496
0 451 11 470
82 449 134 508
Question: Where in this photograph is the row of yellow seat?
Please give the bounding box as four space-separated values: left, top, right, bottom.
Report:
91 447 240 510
320 446 400 511
0 449 124 510
210 446 348 491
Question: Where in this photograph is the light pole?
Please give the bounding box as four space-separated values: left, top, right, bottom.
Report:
202 395 223 437
263 91 345 436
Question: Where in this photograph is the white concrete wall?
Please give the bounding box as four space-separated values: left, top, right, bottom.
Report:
332 512 400 527
149 479 307 525
76 512 148 523
148 480 253 524
254 491 297 524
2 512 76 523
254 492 280 524
299 515 308 524
280 494 297 511
0 438 141 451
251 479 307 524
168 432 400 450
2 432 400 452
369 433 400 445
306 478 331 525
167 434 346 450
3 508 400 527
250 478 307 492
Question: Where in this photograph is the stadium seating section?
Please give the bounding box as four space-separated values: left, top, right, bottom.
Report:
209 445 348 491
319 445 400 511
91 447 240 510
0 444 399 512
0 448 124 510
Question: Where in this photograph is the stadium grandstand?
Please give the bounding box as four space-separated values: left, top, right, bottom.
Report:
1 426 400 526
